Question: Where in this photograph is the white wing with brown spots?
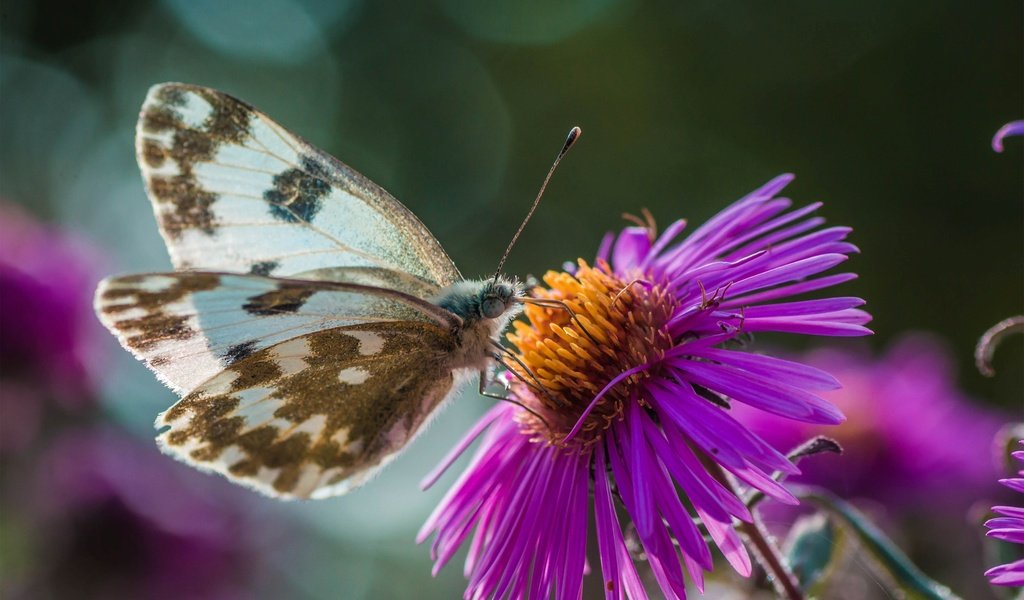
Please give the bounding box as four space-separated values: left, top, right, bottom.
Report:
136 83 461 292
94 272 458 396
157 323 461 499
96 84 528 501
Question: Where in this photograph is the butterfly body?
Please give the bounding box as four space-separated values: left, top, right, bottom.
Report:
95 83 526 499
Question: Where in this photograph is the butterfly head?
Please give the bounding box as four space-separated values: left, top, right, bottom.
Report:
434 276 524 326
479 277 522 319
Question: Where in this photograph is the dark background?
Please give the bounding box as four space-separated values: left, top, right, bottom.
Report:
2 1 1021 598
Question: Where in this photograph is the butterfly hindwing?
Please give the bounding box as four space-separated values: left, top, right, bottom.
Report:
94 271 455 395
136 82 461 288
158 322 459 499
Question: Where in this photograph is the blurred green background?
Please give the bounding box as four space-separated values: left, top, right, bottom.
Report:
1 1 1021 598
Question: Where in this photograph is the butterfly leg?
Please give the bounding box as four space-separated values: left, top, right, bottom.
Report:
488 341 567 408
611 277 653 307
477 368 551 429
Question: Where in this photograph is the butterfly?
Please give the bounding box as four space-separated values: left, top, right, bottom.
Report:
95 83 579 499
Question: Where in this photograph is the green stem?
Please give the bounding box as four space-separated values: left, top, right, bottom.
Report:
736 515 806 600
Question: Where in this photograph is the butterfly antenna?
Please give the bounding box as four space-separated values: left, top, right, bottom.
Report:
492 126 582 282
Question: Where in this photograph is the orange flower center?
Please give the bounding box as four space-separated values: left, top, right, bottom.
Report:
507 260 678 450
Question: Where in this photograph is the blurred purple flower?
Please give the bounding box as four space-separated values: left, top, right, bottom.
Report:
0 203 108 451
734 335 1005 507
985 441 1024 587
419 175 870 598
992 120 1024 153
13 427 275 600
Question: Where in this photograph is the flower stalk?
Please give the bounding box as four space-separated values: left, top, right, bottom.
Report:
738 517 806 600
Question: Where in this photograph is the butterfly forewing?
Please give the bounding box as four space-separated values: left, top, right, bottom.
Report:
136 82 461 289
158 322 459 499
95 272 453 395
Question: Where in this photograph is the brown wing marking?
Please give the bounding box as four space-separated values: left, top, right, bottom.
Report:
157 321 459 499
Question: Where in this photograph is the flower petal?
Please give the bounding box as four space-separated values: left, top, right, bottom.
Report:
643 412 747 524
594 445 647 600
698 511 752 577
675 359 845 424
560 455 589 600
682 347 841 391
420 404 504 490
649 380 796 474
722 272 858 307
608 424 689 599
611 226 652 274
986 557 1024 586
727 254 849 297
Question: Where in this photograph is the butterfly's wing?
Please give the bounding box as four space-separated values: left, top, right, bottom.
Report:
159 322 460 499
136 82 460 292
95 272 458 396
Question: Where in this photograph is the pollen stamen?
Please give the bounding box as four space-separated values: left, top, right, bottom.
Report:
507 260 678 450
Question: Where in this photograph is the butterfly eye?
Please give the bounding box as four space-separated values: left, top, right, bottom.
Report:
481 297 506 319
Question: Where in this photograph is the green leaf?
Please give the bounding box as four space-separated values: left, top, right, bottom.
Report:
792 486 963 600
783 512 837 592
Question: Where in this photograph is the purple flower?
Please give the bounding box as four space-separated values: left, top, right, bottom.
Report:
733 335 1005 507
0 203 108 452
419 174 871 598
986 441 1024 587
992 120 1024 153
13 427 276 599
